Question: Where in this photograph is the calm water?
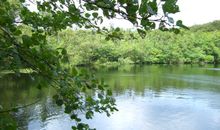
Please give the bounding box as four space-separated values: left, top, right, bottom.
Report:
1 65 220 130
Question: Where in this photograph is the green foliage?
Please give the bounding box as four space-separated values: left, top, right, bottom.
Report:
53 28 220 66
0 0 182 129
0 113 17 130
191 20 220 32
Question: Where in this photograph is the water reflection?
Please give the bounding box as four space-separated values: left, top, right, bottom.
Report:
1 65 220 130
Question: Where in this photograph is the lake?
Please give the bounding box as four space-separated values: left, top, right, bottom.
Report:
1 65 220 130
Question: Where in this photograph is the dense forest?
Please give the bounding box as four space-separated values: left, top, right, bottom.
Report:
47 20 220 66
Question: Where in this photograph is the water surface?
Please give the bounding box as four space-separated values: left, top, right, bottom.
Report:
1 65 220 130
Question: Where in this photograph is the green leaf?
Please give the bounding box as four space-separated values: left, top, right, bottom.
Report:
65 106 72 113
85 111 94 119
176 20 189 29
107 90 112 96
92 12 98 18
72 126 77 130
139 0 147 15
56 99 63 106
77 123 89 129
85 13 90 18
115 27 120 32
162 0 179 14
70 114 77 120
68 4 77 12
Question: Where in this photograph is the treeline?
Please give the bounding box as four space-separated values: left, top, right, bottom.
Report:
191 20 220 32
48 21 220 66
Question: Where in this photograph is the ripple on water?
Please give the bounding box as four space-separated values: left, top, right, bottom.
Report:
165 74 220 85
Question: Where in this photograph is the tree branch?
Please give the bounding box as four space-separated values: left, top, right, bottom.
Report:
0 99 41 113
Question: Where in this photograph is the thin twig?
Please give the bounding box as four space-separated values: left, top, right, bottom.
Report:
0 99 41 113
